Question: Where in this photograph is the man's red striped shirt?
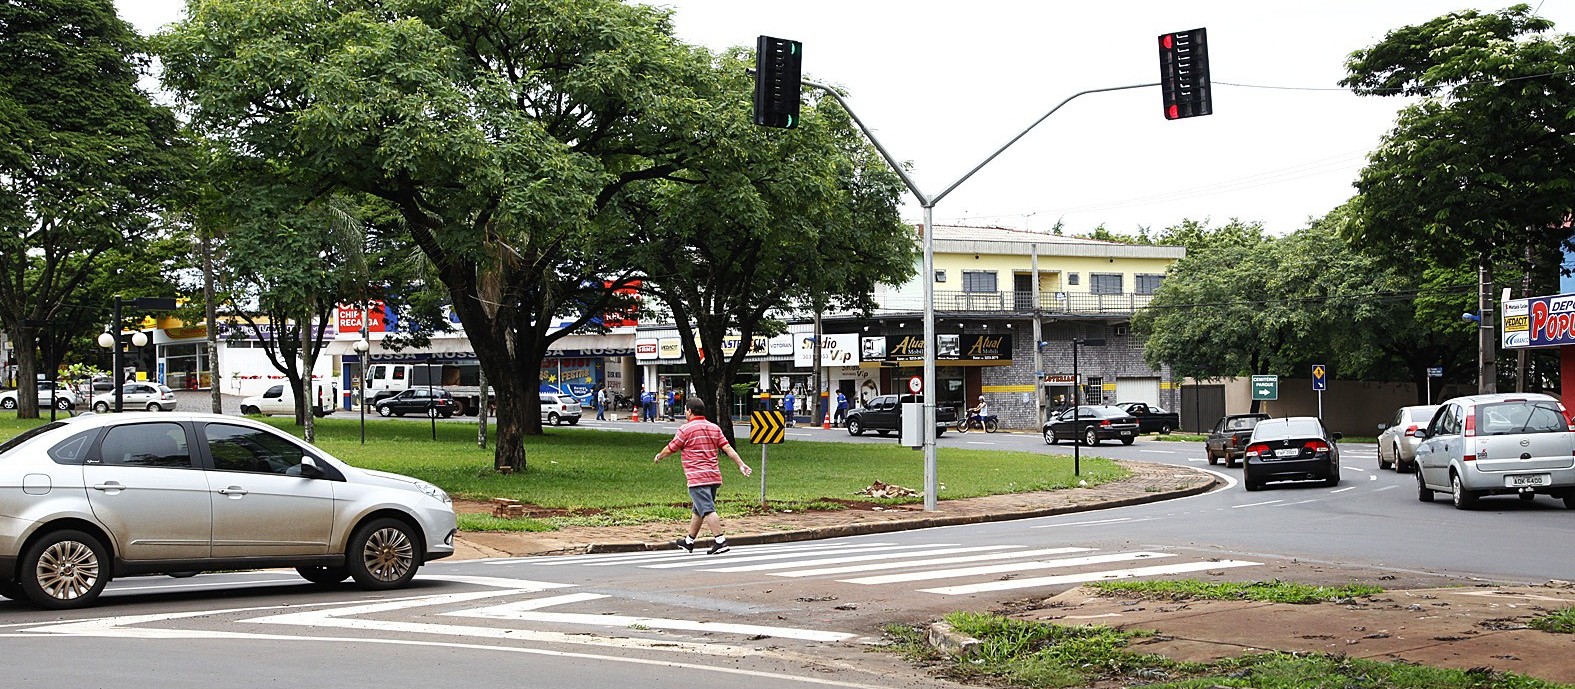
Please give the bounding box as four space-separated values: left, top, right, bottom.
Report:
665 417 730 487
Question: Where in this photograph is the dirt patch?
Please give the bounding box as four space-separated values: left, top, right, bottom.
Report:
453 499 602 519
1001 584 1575 685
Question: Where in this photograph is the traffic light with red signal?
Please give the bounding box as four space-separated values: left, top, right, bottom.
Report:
1158 28 1211 120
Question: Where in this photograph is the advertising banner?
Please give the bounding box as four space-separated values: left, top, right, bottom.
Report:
634 338 659 361
884 334 1013 362
1503 292 1575 349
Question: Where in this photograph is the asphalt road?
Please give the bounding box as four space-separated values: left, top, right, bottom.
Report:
6 414 1568 687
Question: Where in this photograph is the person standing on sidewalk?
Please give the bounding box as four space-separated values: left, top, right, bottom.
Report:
834 390 848 427
653 398 752 555
783 390 795 427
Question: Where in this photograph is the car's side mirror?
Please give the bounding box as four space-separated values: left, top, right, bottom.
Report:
1376 423 1388 431
299 456 325 479
1332 432 1344 441
1413 428 1430 440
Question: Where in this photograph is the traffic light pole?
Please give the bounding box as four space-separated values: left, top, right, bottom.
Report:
802 79 1157 510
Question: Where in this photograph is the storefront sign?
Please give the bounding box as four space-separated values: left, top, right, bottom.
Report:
635 338 659 361
768 334 794 356
336 302 388 333
794 333 860 367
658 338 683 359
884 334 1013 362
1503 292 1575 349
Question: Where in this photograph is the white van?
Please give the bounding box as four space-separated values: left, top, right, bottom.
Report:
240 380 339 417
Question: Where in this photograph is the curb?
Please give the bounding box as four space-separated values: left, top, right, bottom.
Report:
580 467 1220 554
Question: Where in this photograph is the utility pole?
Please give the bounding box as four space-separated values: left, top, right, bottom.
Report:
1031 244 1044 427
1478 262 1497 393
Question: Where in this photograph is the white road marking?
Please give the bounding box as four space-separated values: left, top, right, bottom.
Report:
640 543 952 570
919 559 1262 595
1331 487 1356 493
1270 499 1320 507
765 547 1094 578
1374 485 1399 492
1343 466 1370 473
1369 475 1378 481
1186 457 1205 462
965 441 995 445
446 594 854 642
1029 517 1136 529
1232 500 1282 508
840 551 1173 586
700 545 1025 573
511 541 891 567
1139 449 1175 454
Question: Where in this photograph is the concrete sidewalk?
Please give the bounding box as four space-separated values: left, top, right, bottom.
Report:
453 459 1216 558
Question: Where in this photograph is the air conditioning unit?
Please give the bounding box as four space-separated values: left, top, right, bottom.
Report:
1113 323 1129 336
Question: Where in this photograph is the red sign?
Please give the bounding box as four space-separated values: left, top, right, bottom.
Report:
602 280 641 328
336 302 388 333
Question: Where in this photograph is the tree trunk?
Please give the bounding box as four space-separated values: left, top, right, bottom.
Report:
490 374 532 473
477 367 489 449
1478 262 1497 394
300 312 316 443
13 327 39 419
203 232 222 414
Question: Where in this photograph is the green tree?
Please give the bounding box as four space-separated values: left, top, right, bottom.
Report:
159 0 723 471
0 0 183 417
1341 4 1575 390
615 64 916 443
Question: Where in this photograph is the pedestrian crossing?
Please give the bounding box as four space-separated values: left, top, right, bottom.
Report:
487 540 1261 596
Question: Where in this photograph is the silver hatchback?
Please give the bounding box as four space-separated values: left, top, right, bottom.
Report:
1376 404 1441 473
0 413 456 608
1413 393 1575 510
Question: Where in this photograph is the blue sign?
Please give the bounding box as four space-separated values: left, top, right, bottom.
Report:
1427 366 1444 378
1311 364 1327 391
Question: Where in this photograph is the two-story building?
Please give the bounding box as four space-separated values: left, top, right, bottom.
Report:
631 224 1186 427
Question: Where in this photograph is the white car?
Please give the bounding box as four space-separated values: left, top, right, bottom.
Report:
241 382 338 417
0 412 456 608
1414 393 1575 509
91 382 178 413
539 393 582 426
0 382 77 411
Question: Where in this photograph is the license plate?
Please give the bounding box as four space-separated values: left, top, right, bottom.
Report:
1118 430 1132 436
1507 474 1551 487
1274 448 1301 458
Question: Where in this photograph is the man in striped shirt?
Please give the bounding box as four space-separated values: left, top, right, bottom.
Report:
654 398 753 554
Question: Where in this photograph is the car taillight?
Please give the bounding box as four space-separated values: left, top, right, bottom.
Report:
1100 419 1111 427
1244 443 1271 458
1303 440 1330 455
1403 424 1419 437
1463 410 1476 437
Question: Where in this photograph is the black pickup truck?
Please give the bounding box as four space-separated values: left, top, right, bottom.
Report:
1205 413 1271 467
844 394 954 437
1114 402 1179 435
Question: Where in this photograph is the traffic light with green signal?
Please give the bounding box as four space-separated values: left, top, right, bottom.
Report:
754 35 802 129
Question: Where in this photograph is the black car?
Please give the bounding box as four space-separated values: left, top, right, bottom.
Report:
844 394 952 437
1241 416 1342 491
375 388 459 418
1205 413 1271 467
1114 401 1180 435
1042 405 1140 446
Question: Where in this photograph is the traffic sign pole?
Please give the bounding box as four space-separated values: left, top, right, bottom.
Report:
1311 365 1326 419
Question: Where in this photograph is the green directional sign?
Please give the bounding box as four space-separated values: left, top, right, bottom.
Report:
1251 375 1279 401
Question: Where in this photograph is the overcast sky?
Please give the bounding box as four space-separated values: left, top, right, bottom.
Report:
116 1 1573 236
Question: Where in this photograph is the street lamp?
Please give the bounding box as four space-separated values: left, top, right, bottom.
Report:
1070 337 1106 477
354 337 370 444
96 328 149 413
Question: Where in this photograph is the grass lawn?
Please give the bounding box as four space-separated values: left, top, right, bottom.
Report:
0 414 1128 530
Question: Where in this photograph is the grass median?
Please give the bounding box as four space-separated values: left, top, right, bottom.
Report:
0 414 1128 532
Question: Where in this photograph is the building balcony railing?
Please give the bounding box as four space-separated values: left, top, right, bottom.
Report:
877 290 1157 316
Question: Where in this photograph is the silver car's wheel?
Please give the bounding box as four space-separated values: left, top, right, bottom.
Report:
1043 428 1057 444
1451 473 1477 510
21 529 109 609
846 419 862 436
0 398 15 410
378 405 392 417
547 412 560 426
93 402 109 413
1416 469 1434 502
1083 427 1099 446
347 518 420 590
1378 446 1392 471
146 402 162 412
55 398 72 410
0 578 21 600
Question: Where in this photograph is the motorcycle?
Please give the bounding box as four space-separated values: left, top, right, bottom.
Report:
956 412 999 433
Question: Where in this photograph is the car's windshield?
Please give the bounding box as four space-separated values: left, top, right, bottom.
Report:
1475 401 1568 435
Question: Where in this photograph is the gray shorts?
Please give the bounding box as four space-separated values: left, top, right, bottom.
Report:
688 484 719 517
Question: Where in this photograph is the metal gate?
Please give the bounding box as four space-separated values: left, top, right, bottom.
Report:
1179 384 1225 433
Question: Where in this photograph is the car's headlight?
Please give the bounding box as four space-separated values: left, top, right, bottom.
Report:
414 480 451 504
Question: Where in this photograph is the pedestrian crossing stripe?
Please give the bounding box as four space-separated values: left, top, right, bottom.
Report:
750 410 785 444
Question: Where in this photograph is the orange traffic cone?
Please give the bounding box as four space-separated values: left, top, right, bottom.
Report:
630 406 640 422
822 411 831 430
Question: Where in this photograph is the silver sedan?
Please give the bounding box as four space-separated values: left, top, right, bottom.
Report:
0 413 456 608
1376 404 1440 472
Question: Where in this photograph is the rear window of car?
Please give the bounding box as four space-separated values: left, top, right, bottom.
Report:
1475 401 1568 435
1255 419 1322 439
557 396 578 406
1226 417 1264 431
